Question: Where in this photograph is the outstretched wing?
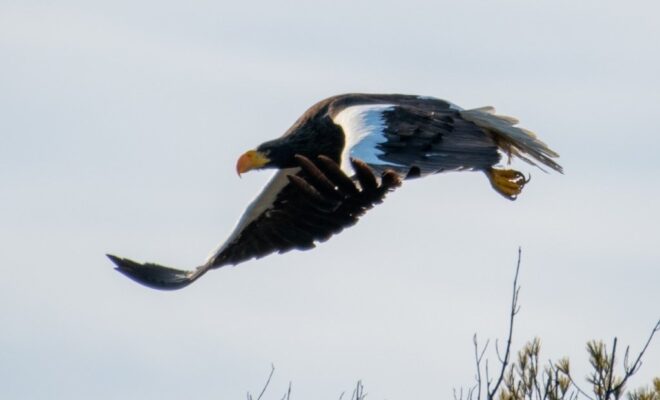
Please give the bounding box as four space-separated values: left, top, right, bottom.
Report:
107 156 401 290
329 98 501 178
206 156 398 267
327 94 561 177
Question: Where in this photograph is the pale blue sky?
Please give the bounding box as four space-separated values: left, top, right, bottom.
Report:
1 0 659 399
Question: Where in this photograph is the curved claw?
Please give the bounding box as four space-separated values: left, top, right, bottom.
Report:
106 254 206 290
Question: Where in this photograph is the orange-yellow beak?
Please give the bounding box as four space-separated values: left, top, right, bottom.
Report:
236 150 271 176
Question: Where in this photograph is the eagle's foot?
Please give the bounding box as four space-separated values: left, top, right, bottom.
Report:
486 168 530 200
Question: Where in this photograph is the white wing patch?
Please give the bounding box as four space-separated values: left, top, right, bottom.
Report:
332 104 403 173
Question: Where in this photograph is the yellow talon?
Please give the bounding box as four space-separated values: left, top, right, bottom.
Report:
486 168 530 200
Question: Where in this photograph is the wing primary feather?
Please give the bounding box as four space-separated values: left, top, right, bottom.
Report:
351 158 378 193
381 170 403 191
293 154 344 200
316 155 359 195
286 174 340 211
272 221 316 250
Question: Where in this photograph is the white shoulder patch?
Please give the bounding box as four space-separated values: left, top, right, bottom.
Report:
332 104 402 173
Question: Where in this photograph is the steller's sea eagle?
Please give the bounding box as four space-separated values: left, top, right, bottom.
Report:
107 93 562 290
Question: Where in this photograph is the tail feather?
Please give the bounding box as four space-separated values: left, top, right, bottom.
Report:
461 107 563 173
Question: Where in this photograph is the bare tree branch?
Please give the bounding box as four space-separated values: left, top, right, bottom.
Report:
487 246 523 400
603 338 617 400
557 365 595 400
247 364 276 400
612 319 660 394
473 334 490 400
279 382 292 400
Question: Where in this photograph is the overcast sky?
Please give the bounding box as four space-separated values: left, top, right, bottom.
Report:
1 0 659 399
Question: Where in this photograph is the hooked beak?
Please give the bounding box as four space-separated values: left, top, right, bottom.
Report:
236 150 271 176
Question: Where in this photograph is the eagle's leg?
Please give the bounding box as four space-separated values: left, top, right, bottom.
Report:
485 168 530 200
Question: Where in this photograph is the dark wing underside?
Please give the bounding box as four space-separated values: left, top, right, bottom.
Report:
108 156 400 290
208 156 399 267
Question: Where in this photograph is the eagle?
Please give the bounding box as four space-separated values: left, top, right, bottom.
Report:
107 93 562 290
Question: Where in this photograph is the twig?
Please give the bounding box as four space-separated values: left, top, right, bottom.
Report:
612 319 660 394
487 247 522 400
350 380 366 400
248 364 276 400
532 347 543 400
604 338 617 399
279 382 292 400
556 362 595 400
473 334 490 400
453 387 465 400
468 384 477 400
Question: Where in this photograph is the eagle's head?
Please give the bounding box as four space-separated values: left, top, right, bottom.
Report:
235 137 305 176
235 148 272 176
236 121 344 176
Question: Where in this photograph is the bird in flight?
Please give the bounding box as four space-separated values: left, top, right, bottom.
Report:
107 93 562 290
